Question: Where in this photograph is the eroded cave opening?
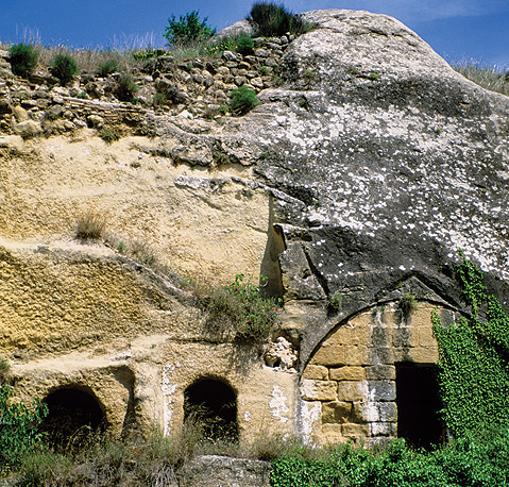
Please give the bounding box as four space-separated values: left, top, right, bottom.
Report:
396 363 444 448
184 377 238 442
41 386 106 448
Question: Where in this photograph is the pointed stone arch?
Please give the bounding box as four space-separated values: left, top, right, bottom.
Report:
299 300 453 446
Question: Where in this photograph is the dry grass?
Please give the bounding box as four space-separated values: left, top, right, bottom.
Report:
0 356 10 383
454 64 509 96
75 210 107 241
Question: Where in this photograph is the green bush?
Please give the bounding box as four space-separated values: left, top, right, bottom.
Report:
115 72 139 102
163 10 215 47
248 2 311 37
96 58 119 77
8 43 39 78
229 85 260 116
0 385 47 470
270 434 509 487
50 53 78 85
202 274 279 342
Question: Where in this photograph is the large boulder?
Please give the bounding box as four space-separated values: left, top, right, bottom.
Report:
214 9 509 361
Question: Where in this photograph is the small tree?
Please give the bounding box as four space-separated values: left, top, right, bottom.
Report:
163 10 215 47
8 43 39 78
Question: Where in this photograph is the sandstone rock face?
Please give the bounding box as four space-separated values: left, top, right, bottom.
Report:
0 9 508 449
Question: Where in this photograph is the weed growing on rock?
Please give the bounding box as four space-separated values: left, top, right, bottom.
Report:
164 11 215 47
201 274 279 343
248 2 312 37
75 210 107 241
99 126 120 143
328 291 343 312
50 53 78 85
8 43 39 78
115 72 139 102
229 85 259 116
398 291 416 320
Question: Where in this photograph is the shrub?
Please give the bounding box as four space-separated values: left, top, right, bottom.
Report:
99 126 120 143
270 434 509 487
128 240 158 267
8 43 39 78
235 33 255 55
0 385 47 470
50 53 78 85
228 85 260 116
75 210 106 241
115 72 139 102
202 274 279 342
96 58 119 77
163 10 215 47
248 2 311 37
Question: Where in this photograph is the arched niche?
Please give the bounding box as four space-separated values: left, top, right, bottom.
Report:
184 377 238 442
41 385 107 448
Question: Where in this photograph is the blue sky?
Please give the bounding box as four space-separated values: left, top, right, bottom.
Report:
1 1 508 68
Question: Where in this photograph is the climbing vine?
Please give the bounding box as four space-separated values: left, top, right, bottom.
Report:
433 257 509 438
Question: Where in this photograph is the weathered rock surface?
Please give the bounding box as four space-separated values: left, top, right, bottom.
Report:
215 9 509 362
0 9 508 450
181 455 270 487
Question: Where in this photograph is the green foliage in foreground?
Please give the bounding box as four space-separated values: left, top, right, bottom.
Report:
271 434 509 487
0 385 47 470
8 43 39 78
433 257 509 437
163 10 215 47
203 274 279 342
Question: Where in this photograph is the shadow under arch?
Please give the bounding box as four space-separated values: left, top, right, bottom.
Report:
184 375 239 443
41 384 107 449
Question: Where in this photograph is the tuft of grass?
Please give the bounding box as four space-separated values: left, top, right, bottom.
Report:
248 2 313 37
229 85 260 116
96 57 120 77
328 291 342 312
99 126 121 143
200 274 279 343
455 64 509 96
50 53 78 85
128 240 158 267
8 43 39 78
75 210 107 241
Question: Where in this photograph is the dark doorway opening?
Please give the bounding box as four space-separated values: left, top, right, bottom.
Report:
184 377 238 442
41 386 106 448
396 363 444 448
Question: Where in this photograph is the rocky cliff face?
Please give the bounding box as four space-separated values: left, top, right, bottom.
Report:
0 9 508 450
